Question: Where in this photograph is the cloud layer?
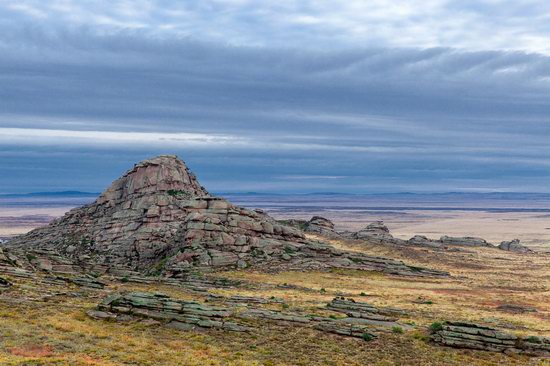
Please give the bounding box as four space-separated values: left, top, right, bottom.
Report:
1 2 550 193
2 1 550 53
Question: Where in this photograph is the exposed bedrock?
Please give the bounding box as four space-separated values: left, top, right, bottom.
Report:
92 291 250 332
342 221 405 245
498 239 532 253
431 321 549 357
304 216 341 239
7 155 447 277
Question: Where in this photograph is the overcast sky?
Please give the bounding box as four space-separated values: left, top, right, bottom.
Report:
2 1 550 194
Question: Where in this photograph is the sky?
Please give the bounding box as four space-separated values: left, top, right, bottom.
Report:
1 1 550 194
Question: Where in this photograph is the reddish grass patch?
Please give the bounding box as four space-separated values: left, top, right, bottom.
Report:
8 344 54 357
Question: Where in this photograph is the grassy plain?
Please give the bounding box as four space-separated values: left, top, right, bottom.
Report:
0 235 548 365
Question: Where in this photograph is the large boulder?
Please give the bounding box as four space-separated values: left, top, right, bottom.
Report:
304 216 340 239
498 239 532 253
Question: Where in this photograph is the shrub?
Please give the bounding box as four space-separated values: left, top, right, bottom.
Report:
526 336 541 344
392 326 404 334
283 246 295 254
26 254 37 261
362 332 375 342
320 288 326 293
360 292 367 296
167 189 190 198
430 322 444 333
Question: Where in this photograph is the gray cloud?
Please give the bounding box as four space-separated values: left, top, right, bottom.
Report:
1 17 550 193
2 1 550 53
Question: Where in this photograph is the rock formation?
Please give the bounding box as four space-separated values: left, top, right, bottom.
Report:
498 239 532 253
327 297 405 323
7 155 448 277
407 235 442 248
303 216 340 238
439 236 493 247
92 291 250 332
431 321 549 357
90 292 414 342
342 221 406 245
352 221 392 240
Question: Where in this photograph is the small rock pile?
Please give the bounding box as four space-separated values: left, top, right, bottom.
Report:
431 321 549 357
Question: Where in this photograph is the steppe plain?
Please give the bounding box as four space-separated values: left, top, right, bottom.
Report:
0 192 549 365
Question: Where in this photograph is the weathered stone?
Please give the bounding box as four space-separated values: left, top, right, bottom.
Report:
439 236 493 247
342 221 406 245
304 216 341 238
326 297 403 321
95 291 250 332
315 320 377 340
207 294 285 305
498 239 533 253
407 235 442 247
431 321 549 357
239 309 310 323
86 310 117 320
70 276 107 289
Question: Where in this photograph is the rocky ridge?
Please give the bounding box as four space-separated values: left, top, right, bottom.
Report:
305 218 536 253
89 292 409 342
6 155 447 277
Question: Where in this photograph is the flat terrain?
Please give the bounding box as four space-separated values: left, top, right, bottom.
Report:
0 234 549 365
1 192 549 365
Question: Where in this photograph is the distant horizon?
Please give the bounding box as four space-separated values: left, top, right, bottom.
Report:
5 190 550 197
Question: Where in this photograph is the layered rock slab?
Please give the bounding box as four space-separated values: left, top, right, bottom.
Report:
431 321 549 357
92 291 250 332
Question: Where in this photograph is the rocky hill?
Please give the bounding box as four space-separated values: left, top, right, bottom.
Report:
6 155 446 277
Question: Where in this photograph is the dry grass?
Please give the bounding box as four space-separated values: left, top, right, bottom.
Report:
0 239 549 365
